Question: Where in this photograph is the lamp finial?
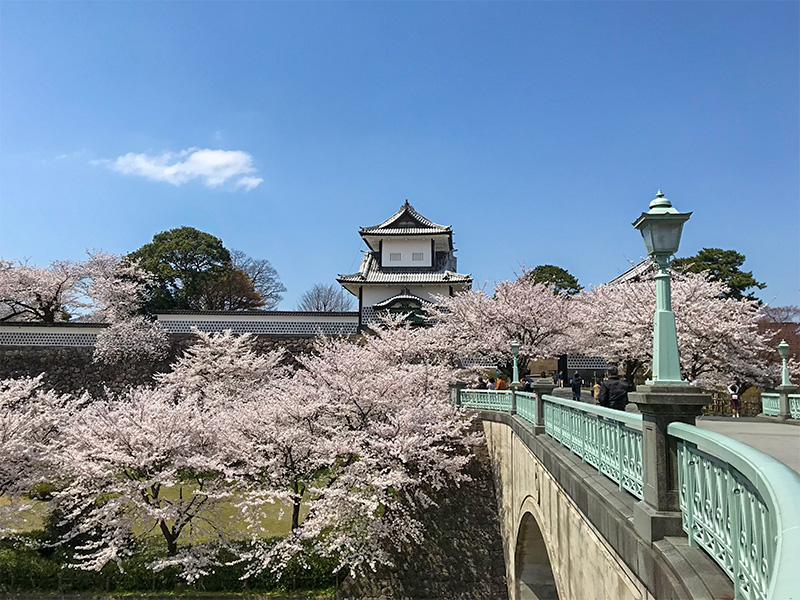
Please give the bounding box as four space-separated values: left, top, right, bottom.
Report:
649 189 673 211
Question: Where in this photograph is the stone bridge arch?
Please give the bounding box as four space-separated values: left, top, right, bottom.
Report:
514 505 559 600
485 418 664 600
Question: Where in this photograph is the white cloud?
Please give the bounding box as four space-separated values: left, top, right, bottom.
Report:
95 148 262 190
236 176 264 191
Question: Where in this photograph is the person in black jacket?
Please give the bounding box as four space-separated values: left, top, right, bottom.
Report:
571 372 583 401
598 365 628 411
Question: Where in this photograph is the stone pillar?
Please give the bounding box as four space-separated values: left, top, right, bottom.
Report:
777 384 798 421
531 377 556 435
450 381 467 407
629 384 710 543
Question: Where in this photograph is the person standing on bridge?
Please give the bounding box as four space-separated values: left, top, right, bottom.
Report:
727 382 741 418
571 372 583 402
598 365 628 411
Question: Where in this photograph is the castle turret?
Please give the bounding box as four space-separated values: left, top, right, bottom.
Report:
337 201 472 326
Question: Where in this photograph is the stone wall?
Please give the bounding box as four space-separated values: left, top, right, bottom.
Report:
337 421 508 600
0 335 334 396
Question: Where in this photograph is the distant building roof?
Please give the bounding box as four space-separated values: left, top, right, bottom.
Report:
607 258 657 285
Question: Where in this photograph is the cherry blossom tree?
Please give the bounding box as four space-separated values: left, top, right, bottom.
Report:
427 276 576 378
0 259 87 322
81 251 155 321
93 315 170 366
156 329 285 405
85 252 170 366
50 386 231 581
226 320 478 577
573 272 775 388
0 376 70 532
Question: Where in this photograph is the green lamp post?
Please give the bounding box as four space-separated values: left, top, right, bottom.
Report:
778 340 792 387
511 340 521 388
632 190 691 385
629 190 711 543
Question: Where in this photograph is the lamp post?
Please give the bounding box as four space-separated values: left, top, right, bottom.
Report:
629 190 711 543
776 340 797 421
779 340 792 387
511 340 521 388
632 190 691 385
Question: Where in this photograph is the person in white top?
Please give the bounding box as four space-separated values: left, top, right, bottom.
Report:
727 383 741 418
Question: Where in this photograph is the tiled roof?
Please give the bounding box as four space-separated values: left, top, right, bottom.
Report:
337 253 471 285
155 310 359 317
0 321 109 328
363 228 451 236
360 201 451 234
607 257 680 285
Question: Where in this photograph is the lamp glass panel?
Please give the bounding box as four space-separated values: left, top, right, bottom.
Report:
650 222 683 255
639 223 655 255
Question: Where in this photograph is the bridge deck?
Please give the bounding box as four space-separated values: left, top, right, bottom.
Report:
695 416 800 474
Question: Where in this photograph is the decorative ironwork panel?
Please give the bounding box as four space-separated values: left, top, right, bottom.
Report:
760 393 780 417
458 390 512 412
516 392 536 425
542 397 643 499
789 394 800 419
676 441 771 600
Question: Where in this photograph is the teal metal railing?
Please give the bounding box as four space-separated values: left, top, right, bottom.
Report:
457 387 800 598
515 391 536 424
760 393 780 416
789 394 800 419
542 395 644 499
670 422 800 600
459 389 512 411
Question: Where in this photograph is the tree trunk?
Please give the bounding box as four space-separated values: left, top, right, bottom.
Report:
159 520 178 555
291 497 301 531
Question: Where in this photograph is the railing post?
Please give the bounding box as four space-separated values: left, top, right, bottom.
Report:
510 389 517 415
777 385 797 421
629 385 710 543
532 377 556 435
450 381 467 407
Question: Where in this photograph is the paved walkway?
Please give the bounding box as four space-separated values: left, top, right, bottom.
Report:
695 416 800 475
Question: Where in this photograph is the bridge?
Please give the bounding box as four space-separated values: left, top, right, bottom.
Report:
454 383 800 600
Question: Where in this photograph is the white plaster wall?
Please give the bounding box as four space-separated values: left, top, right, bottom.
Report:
381 238 432 267
483 421 655 600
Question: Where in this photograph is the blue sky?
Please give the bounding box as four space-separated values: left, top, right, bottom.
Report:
1 1 798 309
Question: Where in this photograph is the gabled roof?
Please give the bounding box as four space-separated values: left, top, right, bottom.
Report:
607 258 656 285
360 201 451 235
359 202 454 251
372 289 434 309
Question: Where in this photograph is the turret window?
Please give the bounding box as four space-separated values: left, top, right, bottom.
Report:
412 252 424 261
389 252 401 261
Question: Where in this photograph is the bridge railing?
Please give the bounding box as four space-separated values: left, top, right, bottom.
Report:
515 391 536 423
790 394 800 419
760 393 780 416
669 422 800 600
458 389 512 411
456 387 800 599
542 394 644 500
